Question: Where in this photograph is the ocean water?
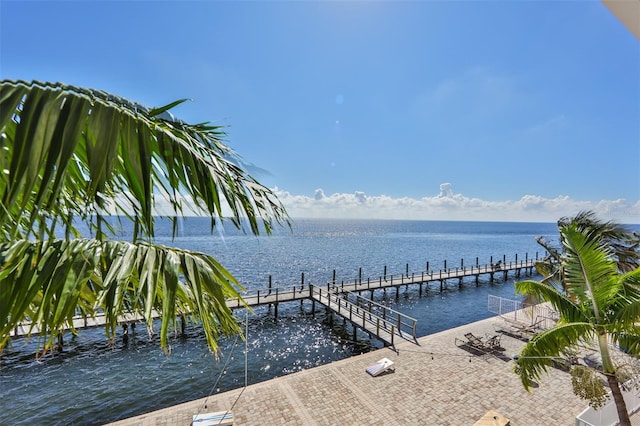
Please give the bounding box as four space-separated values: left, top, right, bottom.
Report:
0 219 560 425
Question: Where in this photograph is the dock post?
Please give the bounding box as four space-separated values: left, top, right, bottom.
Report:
359 267 362 284
57 332 64 351
268 275 272 295
333 269 336 286
301 272 305 291
426 261 429 272
406 263 409 277
384 265 387 279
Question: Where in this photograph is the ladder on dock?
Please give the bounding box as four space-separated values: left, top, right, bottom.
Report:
309 284 417 347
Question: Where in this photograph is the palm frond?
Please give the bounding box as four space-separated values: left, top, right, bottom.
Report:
560 210 640 273
561 224 617 316
516 322 595 390
515 279 585 323
0 241 246 355
0 79 290 241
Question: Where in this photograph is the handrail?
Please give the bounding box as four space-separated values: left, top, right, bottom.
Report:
309 284 417 344
234 258 537 302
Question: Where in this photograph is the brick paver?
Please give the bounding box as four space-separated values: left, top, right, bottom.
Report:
105 316 595 425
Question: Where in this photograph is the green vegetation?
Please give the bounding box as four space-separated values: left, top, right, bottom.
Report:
515 211 640 426
0 80 289 356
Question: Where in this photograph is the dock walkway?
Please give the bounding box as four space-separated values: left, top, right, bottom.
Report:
10 258 535 346
226 259 536 310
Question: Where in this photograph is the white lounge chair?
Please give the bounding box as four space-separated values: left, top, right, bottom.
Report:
366 357 395 377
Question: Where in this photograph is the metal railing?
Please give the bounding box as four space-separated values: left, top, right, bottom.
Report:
309 285 417 345
487 294 559 330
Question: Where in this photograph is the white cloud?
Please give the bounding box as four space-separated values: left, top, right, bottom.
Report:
106 184 640 225
273 185 640 224
438 182 454 198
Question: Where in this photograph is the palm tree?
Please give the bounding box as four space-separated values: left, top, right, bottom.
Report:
0 79 290 356
514 213 640 426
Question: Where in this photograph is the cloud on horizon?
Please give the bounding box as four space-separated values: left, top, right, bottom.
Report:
109 183 639 225
274 184 640 224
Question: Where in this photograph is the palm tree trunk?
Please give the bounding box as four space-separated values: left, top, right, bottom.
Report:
606 373 631 426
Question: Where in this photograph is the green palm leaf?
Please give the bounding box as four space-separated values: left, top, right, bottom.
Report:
517 322 594 390
0 239 245 355
0 80 289 355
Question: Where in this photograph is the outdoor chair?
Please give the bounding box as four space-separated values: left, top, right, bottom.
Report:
463 332 485 348
485 334 502 349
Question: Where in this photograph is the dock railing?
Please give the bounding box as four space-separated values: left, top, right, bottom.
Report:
309 284 417 345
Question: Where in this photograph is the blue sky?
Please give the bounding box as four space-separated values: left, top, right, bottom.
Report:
1 1 639 222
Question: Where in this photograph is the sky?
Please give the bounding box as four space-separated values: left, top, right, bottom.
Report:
1 1 639 223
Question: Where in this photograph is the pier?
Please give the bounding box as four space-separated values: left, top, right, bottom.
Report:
10 254 541 348
225 255 539 347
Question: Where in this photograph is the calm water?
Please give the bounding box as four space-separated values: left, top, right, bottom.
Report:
0 219 560 425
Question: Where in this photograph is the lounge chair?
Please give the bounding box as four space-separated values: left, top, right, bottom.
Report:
455 333 489 353
456 333 510 361
464 332 485 348
192 411 234 426
495 315 544 339
485 334 502 349
366 357 395 376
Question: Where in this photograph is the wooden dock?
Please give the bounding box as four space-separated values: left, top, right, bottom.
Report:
225 258 537 310
224 258 537 347
10 257 538 347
